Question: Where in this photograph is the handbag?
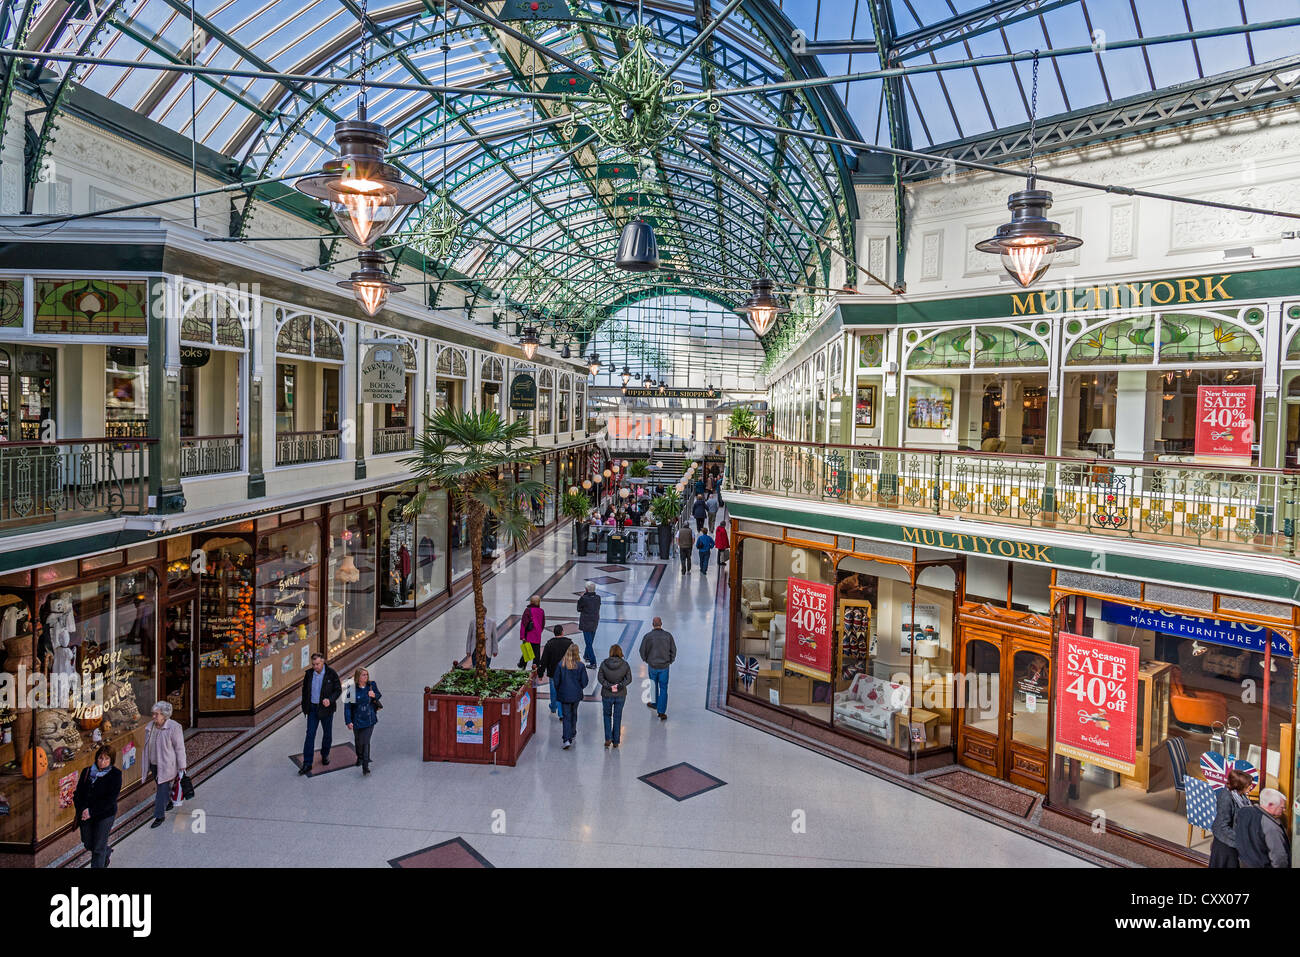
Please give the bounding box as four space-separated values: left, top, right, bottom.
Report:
179 772 196 801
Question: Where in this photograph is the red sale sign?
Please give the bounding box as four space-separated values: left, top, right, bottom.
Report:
1195 385 1255 458
1054 633 1139 776
785 577 834 681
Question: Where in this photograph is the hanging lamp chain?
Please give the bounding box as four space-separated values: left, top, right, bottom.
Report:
357 0 370 117
1027 49 1040 181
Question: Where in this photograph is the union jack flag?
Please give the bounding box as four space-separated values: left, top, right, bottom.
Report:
1199 750 1260 791
735 655 760 691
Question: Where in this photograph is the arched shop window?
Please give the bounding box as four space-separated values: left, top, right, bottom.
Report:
373 335 418 451
558 373 572 432
273 310 345 456
479 355 504 414
1062 310 1265 463
537 369 554 434
902 323 1050 454
434 346 467 412
177 282 248 444
575 377 587 433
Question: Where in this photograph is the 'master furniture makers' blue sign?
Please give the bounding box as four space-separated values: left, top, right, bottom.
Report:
1101 603 1292 658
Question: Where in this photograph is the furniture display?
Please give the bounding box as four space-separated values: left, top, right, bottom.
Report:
1182 775 1216 847
767 613 786 661
1170 666 1228 729
893 707 941 749
837 598 871 688
1201 648 1248 681
740 581 773 621
1198 750 1258 791
1166 736 1189 810
833 672 908 742
1120 660 1171 792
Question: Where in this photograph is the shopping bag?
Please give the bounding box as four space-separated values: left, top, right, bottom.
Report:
520 640 536 664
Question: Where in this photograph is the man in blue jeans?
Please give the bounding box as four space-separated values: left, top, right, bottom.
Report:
299 653 342 775
576 582 601 668
538 626 573 717
637 616 677 720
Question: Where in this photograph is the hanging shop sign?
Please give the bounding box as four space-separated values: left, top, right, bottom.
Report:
1054 632 1140 776
179 346 211 368
360 345 406 403
621 388 719 399
1100 603 1292 658
785 577 834 681
1195 385 1255 459
509 373 537 411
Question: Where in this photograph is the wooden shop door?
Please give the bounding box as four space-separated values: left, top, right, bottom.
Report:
956 604 1054 794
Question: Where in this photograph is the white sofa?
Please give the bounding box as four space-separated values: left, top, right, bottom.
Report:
768 613 786 660
833 673 908 741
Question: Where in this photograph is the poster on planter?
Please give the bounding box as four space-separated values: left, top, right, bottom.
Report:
785 577 834 681
1054 632 1139 776
520 691 530 735
456 704 484 744
1195 385 1255 459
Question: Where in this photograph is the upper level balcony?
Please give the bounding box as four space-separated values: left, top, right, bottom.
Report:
725 437 1300 559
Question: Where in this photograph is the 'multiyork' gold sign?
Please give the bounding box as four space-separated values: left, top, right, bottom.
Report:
903 526 1052 563
1011 274 1231 316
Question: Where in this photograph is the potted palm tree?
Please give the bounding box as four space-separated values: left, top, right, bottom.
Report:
561 489 591 556
402 407 548 766
648 493 680 560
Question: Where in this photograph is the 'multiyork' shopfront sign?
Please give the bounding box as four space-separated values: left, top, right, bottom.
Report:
902 526 1053 562
1010 273 1232 316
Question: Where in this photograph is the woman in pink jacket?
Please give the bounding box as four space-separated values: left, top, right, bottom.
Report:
518 594 546 667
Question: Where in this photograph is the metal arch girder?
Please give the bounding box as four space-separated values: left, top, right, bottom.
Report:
898 53 1300 179
866 0 910 286
892 0 1081 60
1 0 54 171
736 0 861 263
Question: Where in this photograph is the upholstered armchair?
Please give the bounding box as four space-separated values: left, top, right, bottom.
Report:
1170 667 1227 729
740 580 772 620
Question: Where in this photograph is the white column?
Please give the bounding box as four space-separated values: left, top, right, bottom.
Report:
1114 369 1156 461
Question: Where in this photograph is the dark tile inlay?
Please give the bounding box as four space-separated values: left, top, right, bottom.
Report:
638 762 728 802
289 743 359 777
596 565 628 572
389 837 493 868
584 575 624 585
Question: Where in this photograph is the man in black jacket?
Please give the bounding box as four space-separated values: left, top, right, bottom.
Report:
538 625 574 718
1234 787 1291 867
299 653 343 775
576 582 601 668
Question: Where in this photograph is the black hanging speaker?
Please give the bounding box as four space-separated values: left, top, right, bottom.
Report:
616 219 659 272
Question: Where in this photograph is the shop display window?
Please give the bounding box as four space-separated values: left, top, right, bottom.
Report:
0 590 35 844
1048 596 1293 858
379 495 416 609
328 507 377 657
20 568 156 842
196 535 254 712
105 348 149 438
450 505 471 583
254 524 320 706
414 490 449 606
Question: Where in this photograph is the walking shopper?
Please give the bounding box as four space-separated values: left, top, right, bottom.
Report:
1234 787 1291 867
676 522 694 574
598 643 632 748
705 493 719 531
518 594 545 667
696 528 715 575
692 494 707 532
714 522 730 567
539 625 574 717
344 666 382 775
555 644 588 749
74 744 122 867
1209 768 1252 867
457 614 498 670
576 582 601 667
638 616 677 720
144 701 187 828
299 653 342 775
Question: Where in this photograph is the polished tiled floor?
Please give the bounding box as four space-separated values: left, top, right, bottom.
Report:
106 534 1090 867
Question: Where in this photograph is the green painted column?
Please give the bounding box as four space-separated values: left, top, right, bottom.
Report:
153 276 185 512
247 300 266 498
354 323 367 481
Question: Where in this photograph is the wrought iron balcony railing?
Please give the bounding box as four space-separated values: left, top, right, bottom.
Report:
180 434 243 478
0 437 152 528
725 437 1299 557
372 426 414 455
275 429 342 467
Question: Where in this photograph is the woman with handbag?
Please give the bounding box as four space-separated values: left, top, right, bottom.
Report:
1209 768 1253 867
517 594 545 668
344 667 382 776
144 700 187 829
73 744 122 867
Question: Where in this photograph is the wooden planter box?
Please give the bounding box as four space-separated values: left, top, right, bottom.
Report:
422 677 536 766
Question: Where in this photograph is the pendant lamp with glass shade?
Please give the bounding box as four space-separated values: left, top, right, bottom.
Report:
587 353 601 376
973 52 1081 287
294 0 424 247
520 325 540 360
738 277 787 337
620 366 632 387
642 373 654 389
339 250 405 316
